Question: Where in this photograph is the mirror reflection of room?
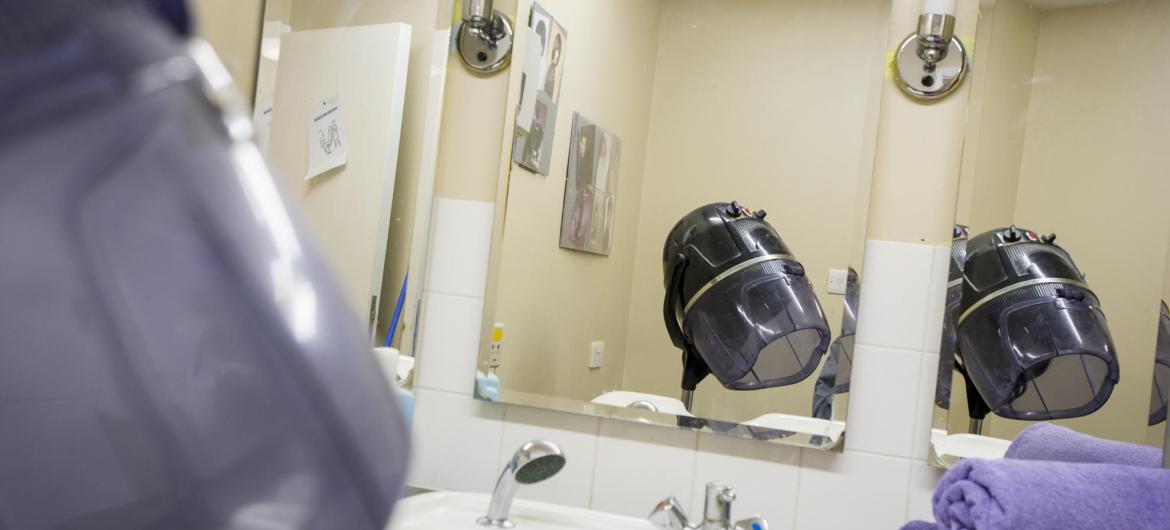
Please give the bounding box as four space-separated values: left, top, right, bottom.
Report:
478 0 890 445
931 0 1170 465
245 0 449 379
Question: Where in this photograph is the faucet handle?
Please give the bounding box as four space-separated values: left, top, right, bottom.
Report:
649 496 691 529
734 516 768 530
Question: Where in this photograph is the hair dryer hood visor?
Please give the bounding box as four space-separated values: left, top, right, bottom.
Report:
663 202 831 391
956 227 1119 421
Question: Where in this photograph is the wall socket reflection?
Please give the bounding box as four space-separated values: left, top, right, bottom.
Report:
489 323 505 368
827 269 849 295
589 341 604 369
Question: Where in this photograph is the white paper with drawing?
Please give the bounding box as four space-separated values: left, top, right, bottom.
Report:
306 92 348 179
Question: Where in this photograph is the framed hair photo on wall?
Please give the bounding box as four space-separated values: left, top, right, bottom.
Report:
513 3 567 176
560 113 621 256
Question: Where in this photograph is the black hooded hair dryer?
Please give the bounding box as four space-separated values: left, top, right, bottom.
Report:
955 226 1119 429
662 202 831 411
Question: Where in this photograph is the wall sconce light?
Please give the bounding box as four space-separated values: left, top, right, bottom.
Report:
456 0 514 73
894 0 968 100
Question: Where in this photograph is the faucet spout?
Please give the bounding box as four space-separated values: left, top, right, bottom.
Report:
702 483 736 529
650 482 767 530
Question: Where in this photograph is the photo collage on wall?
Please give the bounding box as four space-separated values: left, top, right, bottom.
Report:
560 113 622 256
512 3 566 175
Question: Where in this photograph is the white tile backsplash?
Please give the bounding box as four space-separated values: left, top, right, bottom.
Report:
689 433 801 529
921 244 952 354
907 461 944 523
855 240 936 352
408 388 504 493
498 406 601 508
408 217 951 527
424 198 495 298
794 450 913 530
590 420 698 518
845 344 924 459
912 353 941 462
414 291 484 395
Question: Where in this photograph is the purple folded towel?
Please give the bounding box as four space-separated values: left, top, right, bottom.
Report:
900 521 938 530
934 458 1170 530
1006 423 1162 468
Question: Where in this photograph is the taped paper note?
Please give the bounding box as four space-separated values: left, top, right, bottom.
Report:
306 92 348 179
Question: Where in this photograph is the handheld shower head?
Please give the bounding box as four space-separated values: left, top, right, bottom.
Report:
479 440 566 527
513 440 566 484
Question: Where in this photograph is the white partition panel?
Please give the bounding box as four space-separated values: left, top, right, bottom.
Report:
268 23 412 333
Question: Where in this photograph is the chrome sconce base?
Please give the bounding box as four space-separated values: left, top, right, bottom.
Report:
894 13 968 100
456 8 514 74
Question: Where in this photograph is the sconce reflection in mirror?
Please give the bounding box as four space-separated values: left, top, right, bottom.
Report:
941 226 1120 435
457 0 514 73
662 202 831 412
894 0 968 100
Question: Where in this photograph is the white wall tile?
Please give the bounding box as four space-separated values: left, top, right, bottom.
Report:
590 420 698 518
845 344 923 459
408 388 504 493
689 434 801 529
498 406 601 508
424 197 494 298
794 450 912 530
912 354 941 462
906 461 944 523
414 291 484 395
855 240 935 352
921 244 951 354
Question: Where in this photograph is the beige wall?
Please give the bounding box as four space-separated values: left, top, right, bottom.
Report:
487 0 665 400
434 0 515 204
619 0 890 422
948 0 1170 445
865 0 979 245
953 0 1039 233
190 0 265 103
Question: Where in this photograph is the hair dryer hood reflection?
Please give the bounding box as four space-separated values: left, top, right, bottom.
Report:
1148 302 1170 426
0 13 408 529
935 225 969 409
956 226 1119 421
662 202 830 392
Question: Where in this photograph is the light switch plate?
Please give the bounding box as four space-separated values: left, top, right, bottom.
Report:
589 341 604 369
827 268 848 295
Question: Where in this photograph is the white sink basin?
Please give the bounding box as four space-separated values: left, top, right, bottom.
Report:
746 413 846 439
930 428 1012 467
388 491 654 530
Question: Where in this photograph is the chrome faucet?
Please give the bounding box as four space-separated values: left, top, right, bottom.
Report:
649 483 768 530
478 440 566 528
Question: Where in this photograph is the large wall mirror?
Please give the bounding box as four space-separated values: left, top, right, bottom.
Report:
475 0 893 449
931 0 1170 467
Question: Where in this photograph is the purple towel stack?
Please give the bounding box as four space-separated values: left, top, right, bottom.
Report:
901 423 1169 530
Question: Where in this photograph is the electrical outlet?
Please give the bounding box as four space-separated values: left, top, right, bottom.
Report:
827 268 848 295
489 323 504 368
589 341 604 369
488 344 503 368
